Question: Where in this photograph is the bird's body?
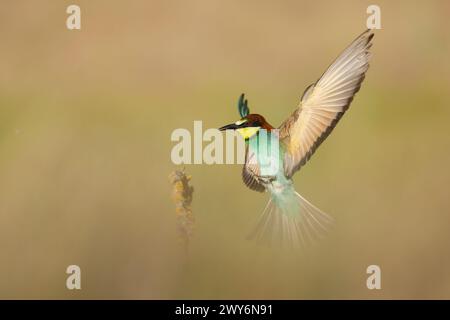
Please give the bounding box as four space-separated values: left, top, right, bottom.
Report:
219 30 374 247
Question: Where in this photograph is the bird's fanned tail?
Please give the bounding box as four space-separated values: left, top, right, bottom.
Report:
247 186 333 248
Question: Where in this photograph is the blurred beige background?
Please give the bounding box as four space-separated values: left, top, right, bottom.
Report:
0 0 449 299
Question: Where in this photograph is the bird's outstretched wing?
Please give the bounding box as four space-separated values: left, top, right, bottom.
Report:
279 30 374 178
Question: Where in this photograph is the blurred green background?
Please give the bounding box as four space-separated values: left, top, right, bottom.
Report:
0 0 449 299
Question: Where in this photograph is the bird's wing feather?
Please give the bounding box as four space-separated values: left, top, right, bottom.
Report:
279 30 374 178
242 145 266 192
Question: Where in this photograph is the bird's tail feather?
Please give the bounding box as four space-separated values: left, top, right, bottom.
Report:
247 189 333 248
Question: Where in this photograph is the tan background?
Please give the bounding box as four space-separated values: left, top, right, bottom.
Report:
0 0 449 299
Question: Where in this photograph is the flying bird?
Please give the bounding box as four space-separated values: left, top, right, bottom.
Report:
219 30 374 247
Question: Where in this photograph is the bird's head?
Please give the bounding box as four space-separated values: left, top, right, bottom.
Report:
219 94 273 140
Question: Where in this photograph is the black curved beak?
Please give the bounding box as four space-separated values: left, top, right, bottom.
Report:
219 123 239 131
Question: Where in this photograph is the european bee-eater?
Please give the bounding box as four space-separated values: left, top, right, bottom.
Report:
219 30 374 247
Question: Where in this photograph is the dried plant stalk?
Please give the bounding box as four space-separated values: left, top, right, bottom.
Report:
169 169 194 250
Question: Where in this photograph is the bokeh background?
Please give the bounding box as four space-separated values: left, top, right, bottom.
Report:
0 0 449 299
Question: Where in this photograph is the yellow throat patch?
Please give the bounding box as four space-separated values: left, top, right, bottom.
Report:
236 127 260 140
